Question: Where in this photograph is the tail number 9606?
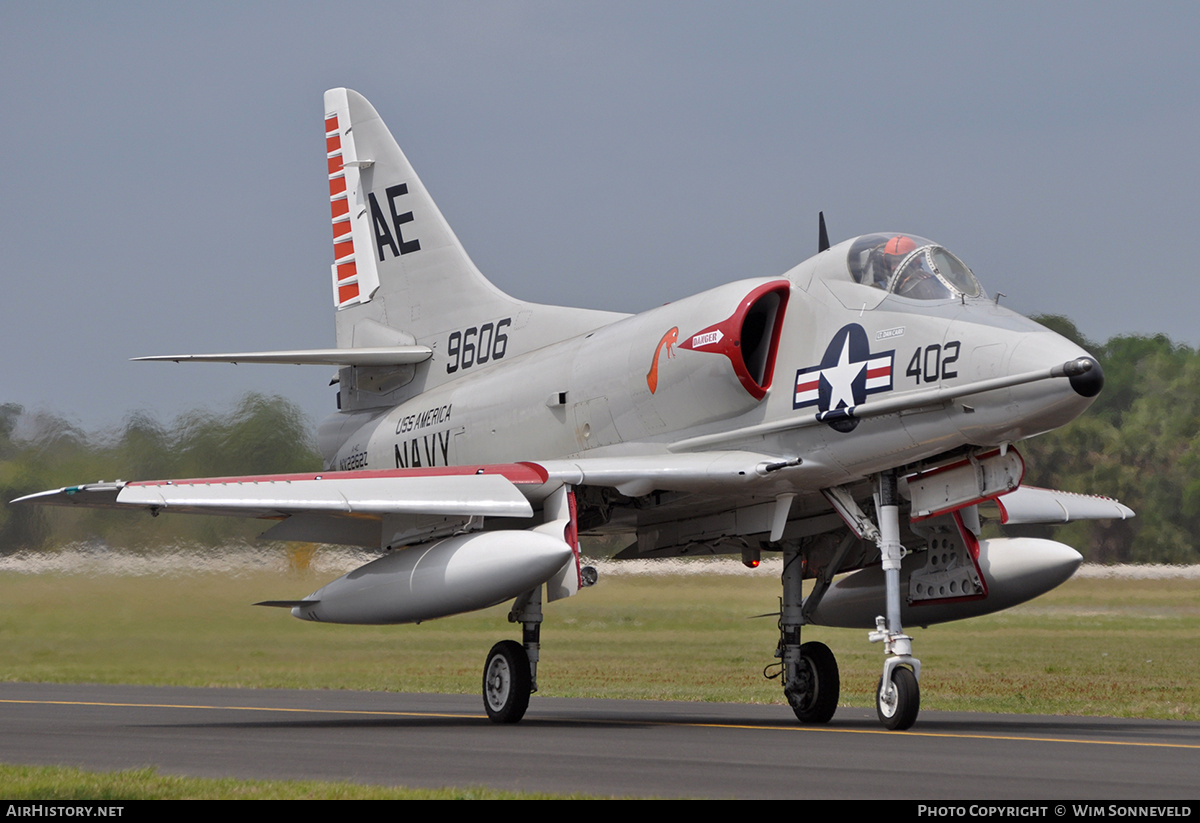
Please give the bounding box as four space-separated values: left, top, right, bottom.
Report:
446 318 511 374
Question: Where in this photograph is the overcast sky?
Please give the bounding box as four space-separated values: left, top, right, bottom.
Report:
3 2 1197 431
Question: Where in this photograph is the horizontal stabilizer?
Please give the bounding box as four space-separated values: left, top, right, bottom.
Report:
132 346 432 367
987 486 1135 524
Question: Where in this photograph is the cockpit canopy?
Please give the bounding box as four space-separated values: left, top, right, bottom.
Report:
847 234 984 300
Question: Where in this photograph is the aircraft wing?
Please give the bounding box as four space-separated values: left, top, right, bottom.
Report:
13 453 1133 553
986 485 1135 524
12 452 812 546
14 451 796 513
13 465 540 520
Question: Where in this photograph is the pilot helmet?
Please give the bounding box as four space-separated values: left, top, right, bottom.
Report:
883 235 917 257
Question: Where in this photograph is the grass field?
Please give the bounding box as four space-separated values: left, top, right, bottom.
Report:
2 560 1198 720
0 764 598 800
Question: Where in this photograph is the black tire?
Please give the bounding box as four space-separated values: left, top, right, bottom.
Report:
482 640 531 724
789 641 840 724
876 666 920 730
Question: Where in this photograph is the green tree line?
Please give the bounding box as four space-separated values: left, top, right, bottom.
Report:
0 394 320 552
1017 317 1199 564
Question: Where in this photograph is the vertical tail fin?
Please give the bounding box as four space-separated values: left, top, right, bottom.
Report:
325 88 512 323
322 89 623 405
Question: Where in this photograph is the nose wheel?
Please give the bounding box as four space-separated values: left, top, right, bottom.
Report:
876 664 919 730
483 640 531 723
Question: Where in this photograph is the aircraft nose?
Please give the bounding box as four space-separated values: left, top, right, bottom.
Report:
996 331 1102 438
1068 356 1104 398
1010 332 1103 397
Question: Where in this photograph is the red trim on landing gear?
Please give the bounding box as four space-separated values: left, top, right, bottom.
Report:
565 487 582 587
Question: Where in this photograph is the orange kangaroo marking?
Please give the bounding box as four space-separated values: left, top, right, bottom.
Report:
646 327 679 394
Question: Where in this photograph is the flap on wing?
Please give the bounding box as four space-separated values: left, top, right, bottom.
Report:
538 450 799 497
120 474 532 517
132 346 432 367
987 486 1135 524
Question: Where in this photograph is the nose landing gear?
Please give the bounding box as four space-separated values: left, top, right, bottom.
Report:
876 662 920 731
780 470 923 730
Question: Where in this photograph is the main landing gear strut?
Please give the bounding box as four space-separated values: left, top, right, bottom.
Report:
482 584 542 723
483 484 589 724
779 543 841 723
779 469 921 730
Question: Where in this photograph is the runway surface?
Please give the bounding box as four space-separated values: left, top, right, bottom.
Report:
2 682 1198 799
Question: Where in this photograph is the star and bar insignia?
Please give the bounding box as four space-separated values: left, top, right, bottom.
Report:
794 324 893 430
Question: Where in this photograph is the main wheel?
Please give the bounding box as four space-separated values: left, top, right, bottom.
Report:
788 641 840 724
876 666 919 730
482 640 531 724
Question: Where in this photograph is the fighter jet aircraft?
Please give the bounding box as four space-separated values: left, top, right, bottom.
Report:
17 89 1134 730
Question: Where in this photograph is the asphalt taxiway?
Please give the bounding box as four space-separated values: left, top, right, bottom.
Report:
1 682 1197 798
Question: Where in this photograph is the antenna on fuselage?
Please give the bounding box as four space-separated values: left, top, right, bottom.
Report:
818 212 830 253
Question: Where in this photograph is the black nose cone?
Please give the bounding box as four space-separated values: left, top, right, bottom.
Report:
1070 357 1105 398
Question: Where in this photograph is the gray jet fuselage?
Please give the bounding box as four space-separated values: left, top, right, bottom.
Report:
326 249 1095 503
